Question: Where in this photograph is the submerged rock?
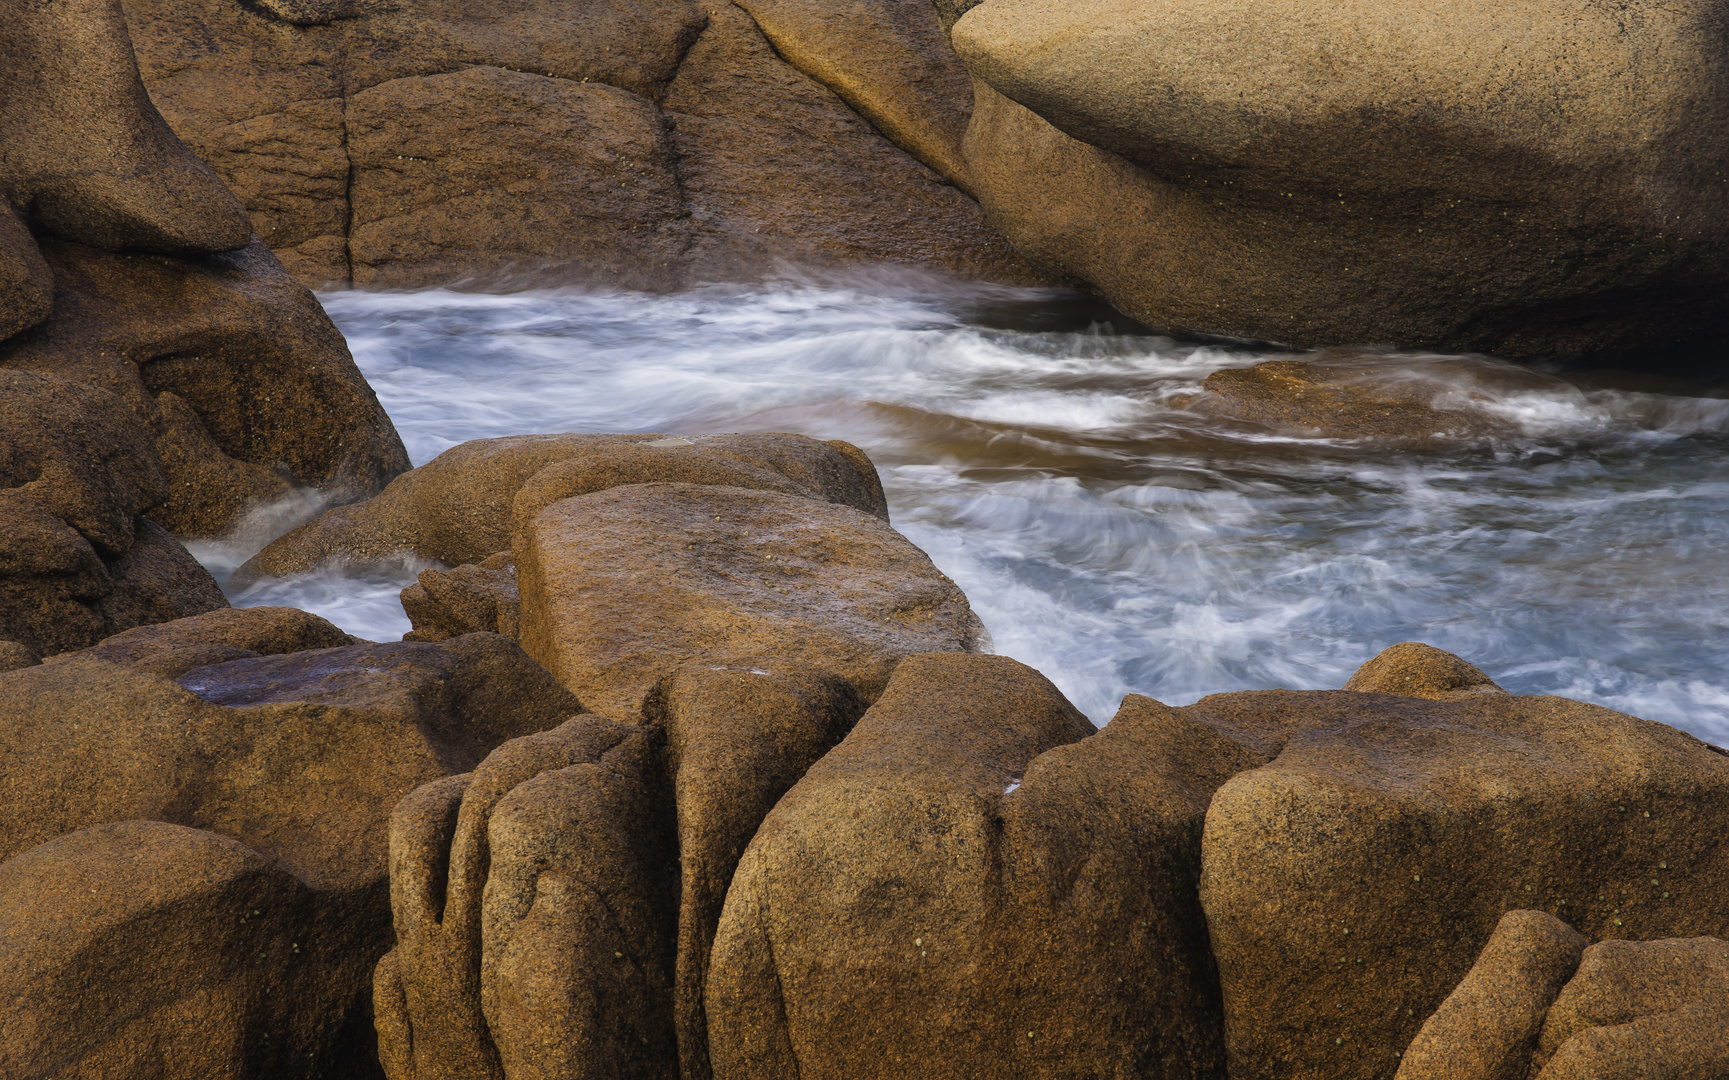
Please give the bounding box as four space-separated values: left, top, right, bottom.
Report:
238 432 888 583
516 482 985 720
951 0 1729 359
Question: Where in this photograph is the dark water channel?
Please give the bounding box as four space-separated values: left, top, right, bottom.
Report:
193 275 1729 744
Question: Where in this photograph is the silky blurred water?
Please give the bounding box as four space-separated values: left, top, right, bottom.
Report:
203 274 1729 744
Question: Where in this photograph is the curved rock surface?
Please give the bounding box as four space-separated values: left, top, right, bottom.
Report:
952 0 1729 359
517 482 985 719
1195 688 1729 1080
0 370 226 658
239 432 889 583
0 820 380 1080
125 0 1042 288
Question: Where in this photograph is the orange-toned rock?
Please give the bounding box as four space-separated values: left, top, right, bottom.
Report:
516 483 985 720
1195 690 1729 1080
1532 936 1729 1079
402 553 520 642
1396 909 1585 1080
1345 642 1507 700
238 432 888 584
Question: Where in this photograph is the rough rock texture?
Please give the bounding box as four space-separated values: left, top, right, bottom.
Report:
1 236 409 537
1186 357 1579 445
402 553 520 643
126 0 1043 288
0 820 381 1080
0 625 581 886
1395 909 1585 1080
83 603 355 676
1532 936 1729 1079
238 432 889 583
710 653 1175 1079
374 715 678 1080
650 665 866 1079
0 369 227 657
953 0 1729 363
517 483 986 720
0 0 250 282
1194 689 1729 1080
1345 641 1507 700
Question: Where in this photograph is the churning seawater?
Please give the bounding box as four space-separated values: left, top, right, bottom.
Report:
195 274 1729 745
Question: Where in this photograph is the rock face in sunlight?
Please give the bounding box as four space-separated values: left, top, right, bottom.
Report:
235 432 888 583
124 0 1045 289
950 0 1729 359
1399 918 1729 1080
517 482 986 720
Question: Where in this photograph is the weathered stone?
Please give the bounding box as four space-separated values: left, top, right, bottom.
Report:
1196 690 1729 1080
0 0 250 262
1345 642 1507 700
1395 909 1585 1080
1532 936 1729 1079
346 66 692 290
952 0 1729 359
708 653 1149 1080
0 237 410 537
517 483 986 720
0 369 227 655
375 714 677 1080
0 629 581 888
238 432 888 583
650 665 866 1080
0 820 381 1080
403 553 520 643
733 0 976 187
82 603 354 677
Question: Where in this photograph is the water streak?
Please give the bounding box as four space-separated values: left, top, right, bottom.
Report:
202 274 1729 744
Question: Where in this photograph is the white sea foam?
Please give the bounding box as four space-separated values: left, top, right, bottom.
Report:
196 276 1729 746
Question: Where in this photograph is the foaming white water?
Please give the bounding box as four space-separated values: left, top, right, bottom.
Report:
209 276 1729 744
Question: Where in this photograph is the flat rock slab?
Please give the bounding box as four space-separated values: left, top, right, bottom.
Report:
517 482 986 721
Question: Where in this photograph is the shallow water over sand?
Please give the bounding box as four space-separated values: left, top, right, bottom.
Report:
199 275 1729 744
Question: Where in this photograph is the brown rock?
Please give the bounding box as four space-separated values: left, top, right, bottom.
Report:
403 553 520 643
1532 936 1729 1078
375 714 676 1080
0 820 383 1080
517 483 986 720
952 0 1729 359
0 236 410 537
0 204 52 343
0 369 227 656
706 653 1123 1080
126 0 1042 290
1395 909 1585 1080
649 665 866 1080
1189 358 1578 445
664 1 1039 284
238 432 889 583
733 0 977 187
1195 690 1729 1080
0 629 580 888
83 603 354 677
346 66 692 290
0 0 250 260
1345 642 1507 700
